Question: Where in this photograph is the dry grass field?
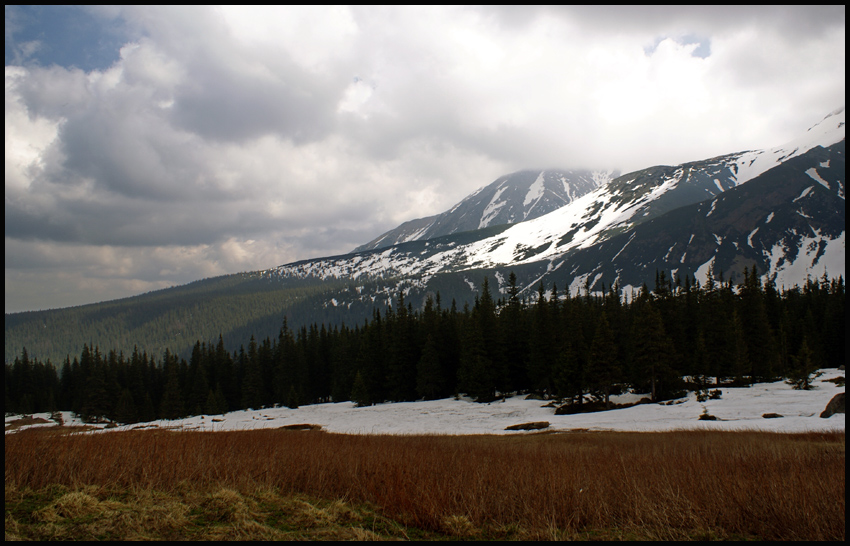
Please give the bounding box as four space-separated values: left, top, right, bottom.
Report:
5 428 845 540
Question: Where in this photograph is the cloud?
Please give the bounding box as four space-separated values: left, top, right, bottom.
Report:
4 5 845 312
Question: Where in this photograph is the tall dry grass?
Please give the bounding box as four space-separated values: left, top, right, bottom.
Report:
5 428 844 540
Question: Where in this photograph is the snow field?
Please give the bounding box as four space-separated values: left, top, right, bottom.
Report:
7 369 843 436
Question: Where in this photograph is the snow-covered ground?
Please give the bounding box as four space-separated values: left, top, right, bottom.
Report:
6 369 844 436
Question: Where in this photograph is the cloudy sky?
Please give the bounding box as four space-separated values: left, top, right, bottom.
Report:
5 6 845 313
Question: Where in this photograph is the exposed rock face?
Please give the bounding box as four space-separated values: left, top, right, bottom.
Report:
819 392 845 418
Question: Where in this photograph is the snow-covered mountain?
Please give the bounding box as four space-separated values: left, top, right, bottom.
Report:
6 107 845 363
353 169 616 252
265 107 844 301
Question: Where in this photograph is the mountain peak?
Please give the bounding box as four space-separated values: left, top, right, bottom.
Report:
353 168 617 253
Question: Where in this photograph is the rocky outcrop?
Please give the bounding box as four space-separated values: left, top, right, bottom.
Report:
505 421 550 431
819 392 845 418
279 423 323 431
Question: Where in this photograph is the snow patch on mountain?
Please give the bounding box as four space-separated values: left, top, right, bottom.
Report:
793 186 814 202
695 256 716 285
747 227 760 248
523 172 545 208
765 231 845 289
479 185 509 229
806 168 830 189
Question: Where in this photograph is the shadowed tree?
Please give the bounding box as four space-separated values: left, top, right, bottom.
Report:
350 371 371 407
416 334 444 400
586 311 621 408
631 301 678 402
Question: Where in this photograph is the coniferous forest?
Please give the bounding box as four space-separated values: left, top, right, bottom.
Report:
5 267 845 424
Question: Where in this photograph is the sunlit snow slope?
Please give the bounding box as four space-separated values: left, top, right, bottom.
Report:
353 169 616 252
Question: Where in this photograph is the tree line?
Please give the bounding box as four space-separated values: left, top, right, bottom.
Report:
5 267 844 423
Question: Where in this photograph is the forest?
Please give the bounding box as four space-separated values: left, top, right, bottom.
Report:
5 266 845 424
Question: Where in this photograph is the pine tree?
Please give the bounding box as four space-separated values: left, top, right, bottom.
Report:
205 386 228 415
785 336 820 390
350 371 371 407
114 389 138 425
501 272 528 393
740 265 779 382
555 339 585 405
386 291 417 402
586 311 621 408
631 301 678 402
416 334 444 400
81 358 112 423
692 329 710 389
159 360 184 420
457 310 495 402
284 385 300 409
729 309 750 385
241 336 265 410
527 283 553 394
188 342 209 415
139 393 157 423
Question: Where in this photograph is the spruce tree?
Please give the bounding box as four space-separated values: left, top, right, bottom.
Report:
586 311 621 408
416 334 444 400
501 272 528 393
786 336 820 390
729 309 750 385
631 301 678 402
458 311 495 402
692 330 710 389
740 265 779 381
555 339 585 406
386 291 417 402
350 371 371 407
114 389 138 425
188 342 209 415
139 393 157 423
527 283 553 394
284 385 301 409
159 361 184 420
241 336 265 410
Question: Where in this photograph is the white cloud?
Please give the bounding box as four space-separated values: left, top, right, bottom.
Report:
4 6 845 312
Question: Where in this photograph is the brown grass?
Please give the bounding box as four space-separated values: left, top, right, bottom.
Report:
4 416 51 431
5 428 844 540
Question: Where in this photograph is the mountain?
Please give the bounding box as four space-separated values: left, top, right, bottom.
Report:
5 108 845 363
270 107 844 295
353 169 616 252
533 139 845 295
